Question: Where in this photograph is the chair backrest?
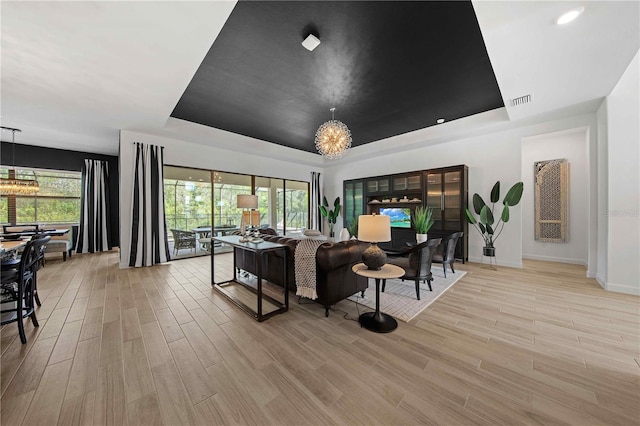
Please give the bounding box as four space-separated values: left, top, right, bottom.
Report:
407 238 442 279
443 232 464 262
18 236 51 281
260 227 277 236
3 224 38 234
170 229 194 239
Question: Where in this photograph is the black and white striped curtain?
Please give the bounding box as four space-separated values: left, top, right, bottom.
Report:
129 143 170 267
77 159 111 253
310 171 321 231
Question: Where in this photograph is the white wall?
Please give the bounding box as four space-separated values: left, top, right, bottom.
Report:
521 128 589 266
324 112 599 269
596 100 608 286
601 50 640 294
119 130 321 267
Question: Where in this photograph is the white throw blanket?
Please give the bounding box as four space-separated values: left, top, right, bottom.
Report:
294 238 326 300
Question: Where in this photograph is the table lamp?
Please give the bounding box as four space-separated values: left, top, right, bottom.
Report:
237 194 258 242
358 214 391 270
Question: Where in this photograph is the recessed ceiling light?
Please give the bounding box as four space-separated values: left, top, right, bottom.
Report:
436 118 445 124
556 7 584 25
302 34 321 51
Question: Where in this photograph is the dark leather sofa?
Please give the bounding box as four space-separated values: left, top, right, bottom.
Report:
234 234 369 316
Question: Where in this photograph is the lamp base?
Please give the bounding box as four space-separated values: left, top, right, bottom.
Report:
362 242 387 270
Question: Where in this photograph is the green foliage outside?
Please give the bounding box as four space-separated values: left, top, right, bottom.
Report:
164 178 309 234
0 167 81 224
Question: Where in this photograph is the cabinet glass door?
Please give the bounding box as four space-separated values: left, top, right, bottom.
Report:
425 173 442 222
367 178 389 194
344 181 364 227
443 171 461 230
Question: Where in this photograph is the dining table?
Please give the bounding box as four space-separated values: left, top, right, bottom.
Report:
0 228 69 238
0 239 28 254
1 238 28 264
192 226 240 252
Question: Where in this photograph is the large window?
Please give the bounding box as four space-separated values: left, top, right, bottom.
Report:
0 167 81 224
164 167 212 231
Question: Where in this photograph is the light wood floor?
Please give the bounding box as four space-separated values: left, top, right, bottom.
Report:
1 250 639 425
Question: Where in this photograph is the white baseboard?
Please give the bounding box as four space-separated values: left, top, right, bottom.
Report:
605 282 640 295
522 254 587 267
468 256 523 269
595 274 606 289
585 270 595 278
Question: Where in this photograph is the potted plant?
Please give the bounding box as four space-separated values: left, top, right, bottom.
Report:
465 181 524 257
412 205 435 243
347 218 358 240
320 196 341 238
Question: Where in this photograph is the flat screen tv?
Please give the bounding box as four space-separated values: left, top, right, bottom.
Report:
379 207 412 228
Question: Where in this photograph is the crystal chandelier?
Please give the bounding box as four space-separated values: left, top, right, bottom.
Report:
0 127 39 196
315 107 352 160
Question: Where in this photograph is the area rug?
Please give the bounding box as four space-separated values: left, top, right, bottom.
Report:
347 267 466 322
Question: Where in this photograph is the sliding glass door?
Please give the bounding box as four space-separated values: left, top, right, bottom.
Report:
284 180 309 235
164 166 310 260
164 166 212 259
255 177 284 232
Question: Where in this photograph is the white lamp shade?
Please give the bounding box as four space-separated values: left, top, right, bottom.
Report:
357 215 391 243
237 194 258 209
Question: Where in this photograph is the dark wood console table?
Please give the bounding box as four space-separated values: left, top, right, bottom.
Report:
211 235 288 321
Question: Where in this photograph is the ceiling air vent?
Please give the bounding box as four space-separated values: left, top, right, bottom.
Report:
511 94 532 107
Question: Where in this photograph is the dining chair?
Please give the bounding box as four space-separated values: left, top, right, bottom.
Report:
0 235 51 344
386 238 442 300
432 231 463 277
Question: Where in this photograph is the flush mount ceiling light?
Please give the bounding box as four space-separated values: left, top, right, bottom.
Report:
557 7 584 25
0 127 40 196
436 118 445 124
315 107 352 160
302 34 321 51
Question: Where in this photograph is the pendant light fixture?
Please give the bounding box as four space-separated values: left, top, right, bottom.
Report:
0 127 40 195
315 107 352 160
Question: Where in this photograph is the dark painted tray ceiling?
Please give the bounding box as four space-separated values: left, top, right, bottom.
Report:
171 1 504 154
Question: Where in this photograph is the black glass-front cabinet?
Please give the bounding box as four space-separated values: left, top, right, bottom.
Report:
343 165 468 262
343 179 365 231
424 165 468 261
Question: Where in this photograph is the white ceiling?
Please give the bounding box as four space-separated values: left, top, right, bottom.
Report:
1 1 638 157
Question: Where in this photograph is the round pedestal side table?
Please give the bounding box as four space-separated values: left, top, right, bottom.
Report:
352 263 405 333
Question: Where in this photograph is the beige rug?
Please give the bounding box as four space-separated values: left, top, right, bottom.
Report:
347 266 466 322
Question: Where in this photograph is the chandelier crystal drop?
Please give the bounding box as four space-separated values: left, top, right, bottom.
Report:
315 108 352 160
0 178 40 196
0 127 39 196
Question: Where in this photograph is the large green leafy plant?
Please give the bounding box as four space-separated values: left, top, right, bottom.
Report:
412 206 435 234
465 181 524 248
320 196 341 237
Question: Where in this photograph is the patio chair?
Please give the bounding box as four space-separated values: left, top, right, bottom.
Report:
170 229 196 255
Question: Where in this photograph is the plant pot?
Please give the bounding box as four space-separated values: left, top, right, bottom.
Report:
416 233 428 244
483 246 495 257
339 228 350 242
